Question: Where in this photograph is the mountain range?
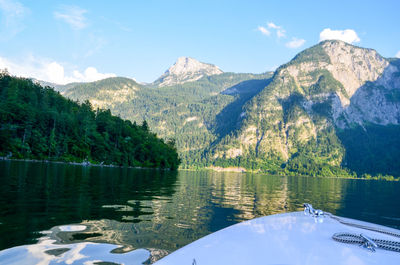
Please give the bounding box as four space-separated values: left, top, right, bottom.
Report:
47 40 400 178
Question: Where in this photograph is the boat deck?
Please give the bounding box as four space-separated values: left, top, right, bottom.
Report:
154 211 400 264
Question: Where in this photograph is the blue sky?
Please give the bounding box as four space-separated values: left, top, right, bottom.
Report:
0 0 399 84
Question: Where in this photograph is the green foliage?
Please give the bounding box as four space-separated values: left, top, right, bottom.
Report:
280 92 305 123
384 90 400 103
307 69 347 97
283 130 352 178
312 101 332 117
283 42 331 68
284 157 354 178
64 77 139 99
0 73 180 169
337 124 400 178
362 173 399 181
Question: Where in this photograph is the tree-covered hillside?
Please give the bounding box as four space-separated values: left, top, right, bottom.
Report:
59 72 273 168
209 41 400 178
0 72 180 169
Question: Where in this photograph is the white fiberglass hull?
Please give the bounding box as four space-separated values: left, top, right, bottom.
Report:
154 211 400 265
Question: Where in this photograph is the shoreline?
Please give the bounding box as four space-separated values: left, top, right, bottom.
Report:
0 157 170 171
181 165 399 181
1 158 398 181
206 166 247 173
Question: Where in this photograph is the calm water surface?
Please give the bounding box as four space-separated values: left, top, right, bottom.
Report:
0 160 399 264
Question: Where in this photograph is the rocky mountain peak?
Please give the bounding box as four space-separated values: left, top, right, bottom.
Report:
321 40 388 99
153 57 223 87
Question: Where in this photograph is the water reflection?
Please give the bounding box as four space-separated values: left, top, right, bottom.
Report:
0 161 400 264
1 222 151 265
0 161 178 250
59 225 86 232
0 239 150 265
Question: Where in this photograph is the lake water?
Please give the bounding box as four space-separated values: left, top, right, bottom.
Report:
0 160 399 264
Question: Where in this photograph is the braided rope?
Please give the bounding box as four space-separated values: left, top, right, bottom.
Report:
332 232 400 252
326 212 400 253
304 204 400 253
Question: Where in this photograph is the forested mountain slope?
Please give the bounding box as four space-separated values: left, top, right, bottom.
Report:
210 40 400 177
59 71 273 167
0 73 180 169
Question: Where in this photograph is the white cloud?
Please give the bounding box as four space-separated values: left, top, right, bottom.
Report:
267 22 279 29
285 37 306 49
73 67 116 82
257 26 270 36
267 22 285 38
319 28 360 44
0 0 29 39
258 21 303 46
0 55 116 84
54 5 87 30
396 51 400 58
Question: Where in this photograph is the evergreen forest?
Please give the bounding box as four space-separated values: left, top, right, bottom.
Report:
0 72 180 170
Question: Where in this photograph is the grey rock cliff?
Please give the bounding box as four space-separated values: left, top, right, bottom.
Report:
153 57 223 87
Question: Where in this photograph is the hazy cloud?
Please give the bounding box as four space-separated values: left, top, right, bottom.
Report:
257 26 270 36
319 28 360 44
268 22 286 38
0 55 116 84
54 5 88 30
276 29 286 38
0 0 29 39
285 37 306 49
267 22 279 29
396 51 400 58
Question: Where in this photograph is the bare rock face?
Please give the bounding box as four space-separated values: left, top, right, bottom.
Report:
324 41 400 128
323 40 388 101
153 57 223 87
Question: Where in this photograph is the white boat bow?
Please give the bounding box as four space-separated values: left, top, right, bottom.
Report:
154 204 400 265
